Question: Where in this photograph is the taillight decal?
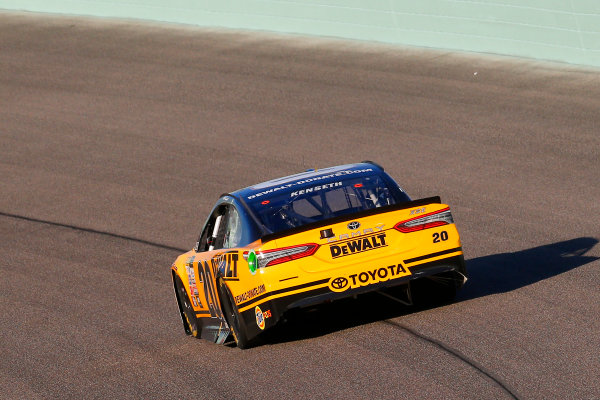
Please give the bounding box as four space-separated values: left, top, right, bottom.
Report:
243 243 319 269
394 207 453 233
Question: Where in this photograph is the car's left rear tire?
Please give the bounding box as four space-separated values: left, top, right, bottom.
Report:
173 273 199 337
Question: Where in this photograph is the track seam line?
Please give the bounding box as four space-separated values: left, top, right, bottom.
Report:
0 211 187 253
382 319 521 400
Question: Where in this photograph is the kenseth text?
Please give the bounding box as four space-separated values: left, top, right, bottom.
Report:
290 182 342 197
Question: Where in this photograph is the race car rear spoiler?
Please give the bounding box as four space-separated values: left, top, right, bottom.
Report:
260 196 442 243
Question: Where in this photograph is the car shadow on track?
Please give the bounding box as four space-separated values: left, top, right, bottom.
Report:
459 236 599 300
261 237 599 346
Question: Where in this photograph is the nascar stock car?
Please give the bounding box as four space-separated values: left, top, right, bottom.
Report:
170 161 467 348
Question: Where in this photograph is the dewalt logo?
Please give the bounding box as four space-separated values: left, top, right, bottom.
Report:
329 233 387 258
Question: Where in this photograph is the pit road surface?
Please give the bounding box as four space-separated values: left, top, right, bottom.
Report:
1 12 599 400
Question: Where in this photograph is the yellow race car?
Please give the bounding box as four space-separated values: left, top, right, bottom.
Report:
170 162 467 348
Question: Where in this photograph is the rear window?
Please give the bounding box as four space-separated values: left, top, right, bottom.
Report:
246 174 407 234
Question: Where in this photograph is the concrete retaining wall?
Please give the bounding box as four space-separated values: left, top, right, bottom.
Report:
1 0 599 67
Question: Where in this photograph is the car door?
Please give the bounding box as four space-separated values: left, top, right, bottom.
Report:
189 203 242 342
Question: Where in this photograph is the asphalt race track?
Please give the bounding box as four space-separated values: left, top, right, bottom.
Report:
1 11 599 400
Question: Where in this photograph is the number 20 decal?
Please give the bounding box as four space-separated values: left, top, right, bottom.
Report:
433 231 449 243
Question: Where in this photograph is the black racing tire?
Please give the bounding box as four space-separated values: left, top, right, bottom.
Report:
218 279 251 349
173 274 199 338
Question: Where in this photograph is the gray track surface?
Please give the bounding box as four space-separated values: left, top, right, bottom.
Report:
1 12 599 400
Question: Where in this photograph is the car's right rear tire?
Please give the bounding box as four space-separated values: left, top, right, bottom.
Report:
218 279 251 349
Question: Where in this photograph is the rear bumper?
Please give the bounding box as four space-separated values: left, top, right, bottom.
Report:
237 254 466 339
288 254 466 309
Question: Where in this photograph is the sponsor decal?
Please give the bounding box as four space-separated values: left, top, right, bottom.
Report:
328 263 410 292
320 228 334 239
248 184 293 200
185 257 205 309
235 284 266 305
255 306 266 330
347 221 360 230
212 251 239 279
247 168 374 199
329 233 387 258
326 224 384 243
330 277 349 290
185 257 199 297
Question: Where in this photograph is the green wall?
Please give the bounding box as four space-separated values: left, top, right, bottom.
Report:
2 0 599 67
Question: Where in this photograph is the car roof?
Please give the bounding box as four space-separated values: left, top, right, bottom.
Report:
231 162 384 200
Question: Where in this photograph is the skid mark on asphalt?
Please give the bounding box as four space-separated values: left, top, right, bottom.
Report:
382 319 521 400
0 211 186 253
